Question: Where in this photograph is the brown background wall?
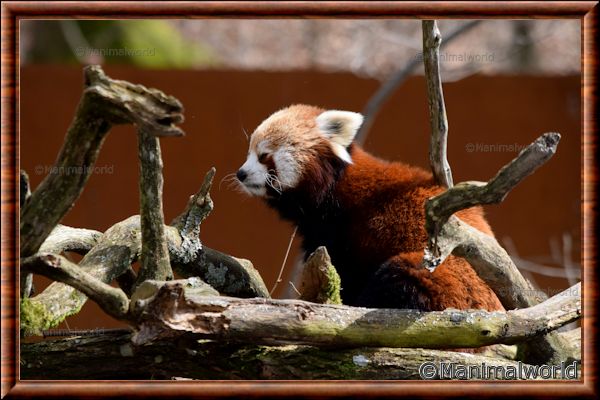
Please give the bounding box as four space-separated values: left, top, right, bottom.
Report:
20 65 580 330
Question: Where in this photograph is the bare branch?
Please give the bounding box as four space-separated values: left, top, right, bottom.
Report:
132 280 580 349
22 213 269 335
20 216 142 335
422 20 453 188
169 167 216 264
39 225 102 255
425 132 561 246
20 65 184 257
134 128 172 286
21 253 130 323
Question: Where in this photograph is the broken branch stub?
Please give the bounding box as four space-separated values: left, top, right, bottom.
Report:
20 65 185 257
170 167 216 265
299 246 342 305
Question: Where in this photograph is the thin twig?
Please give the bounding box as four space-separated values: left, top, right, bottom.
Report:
270 226 298 296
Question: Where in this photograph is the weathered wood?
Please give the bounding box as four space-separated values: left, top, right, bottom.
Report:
21 253 130 321
169 167 215 264
20 216 141 335
38 225 102 255
425 132 561 251
19 65 184 258
21 332 550 380
21 215 268 335
131 280 580 350
135 128 172 286
174 247 270 299
169 167 270 298
422 20 453 188
299 246 342 304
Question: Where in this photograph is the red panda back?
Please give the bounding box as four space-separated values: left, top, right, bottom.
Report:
334 146 503 311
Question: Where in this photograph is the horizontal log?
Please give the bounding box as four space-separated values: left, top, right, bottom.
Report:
132 280 580 351
21 333 552 380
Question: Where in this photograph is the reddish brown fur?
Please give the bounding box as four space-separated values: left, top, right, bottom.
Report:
334 147 503 311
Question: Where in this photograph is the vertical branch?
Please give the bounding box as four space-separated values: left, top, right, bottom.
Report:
135 129 173 286
422 20 453 188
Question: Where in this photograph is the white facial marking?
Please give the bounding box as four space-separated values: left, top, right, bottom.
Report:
273 147 300 188
239 150 267 196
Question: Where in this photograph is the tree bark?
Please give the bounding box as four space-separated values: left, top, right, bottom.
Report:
131 280 580 350
22 332 554 380
422 20 453 188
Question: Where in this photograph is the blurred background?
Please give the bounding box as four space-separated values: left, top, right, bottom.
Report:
20 19 580 331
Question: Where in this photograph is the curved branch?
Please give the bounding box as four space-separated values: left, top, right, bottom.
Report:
21 216 142 335
21 253 130 323
39 225 102 255
20 65 184 257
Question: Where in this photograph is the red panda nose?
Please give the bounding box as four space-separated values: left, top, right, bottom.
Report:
236 169 248 182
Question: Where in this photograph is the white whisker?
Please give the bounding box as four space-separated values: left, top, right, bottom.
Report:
219 172 238 191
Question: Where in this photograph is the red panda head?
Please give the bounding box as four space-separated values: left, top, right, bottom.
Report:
237 104 363 199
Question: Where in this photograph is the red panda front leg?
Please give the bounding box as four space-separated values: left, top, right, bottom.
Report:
355 251 504 312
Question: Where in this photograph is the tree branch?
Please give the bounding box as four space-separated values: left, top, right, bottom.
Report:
422 20 453 188
21 253 130 322
425 132 561 249
20 216 142 335
135 128 173 286
19 65 184 257
131 280 580 349
38 225 102 255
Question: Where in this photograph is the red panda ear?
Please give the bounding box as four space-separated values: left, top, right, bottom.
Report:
316 110 363 163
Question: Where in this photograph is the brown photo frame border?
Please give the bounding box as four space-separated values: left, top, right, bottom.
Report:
1 1 597 398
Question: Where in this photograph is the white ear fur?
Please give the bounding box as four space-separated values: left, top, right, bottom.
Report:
316 110 363 163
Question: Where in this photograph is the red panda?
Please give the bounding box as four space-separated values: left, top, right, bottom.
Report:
237 104 503 312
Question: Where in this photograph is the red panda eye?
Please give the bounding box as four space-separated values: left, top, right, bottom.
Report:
258 153 268 163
